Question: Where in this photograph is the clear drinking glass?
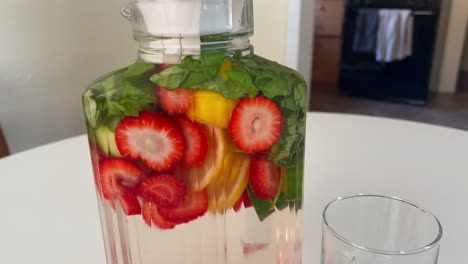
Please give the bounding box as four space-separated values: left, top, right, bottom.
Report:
321 194 442 264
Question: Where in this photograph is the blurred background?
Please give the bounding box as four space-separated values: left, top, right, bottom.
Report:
0 0 467 156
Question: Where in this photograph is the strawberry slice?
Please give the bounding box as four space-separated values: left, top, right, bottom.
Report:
119 192 141 216
248 155 281 201
242 189 253 209
115 111 185 172
158 190 208 224
233 195 243 212
141 201 176 229
99 158 144 201
228 96 283 153
151 204 176 230
139 174 186 208
156 87 193 116
174 116 208 168
142 202 153 227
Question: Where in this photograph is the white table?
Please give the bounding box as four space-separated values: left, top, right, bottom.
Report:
1 113 467 263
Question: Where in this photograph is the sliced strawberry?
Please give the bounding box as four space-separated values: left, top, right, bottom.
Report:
141 201 176 229
158 190 208 224
156 87 193 116
174 116 208 168
151 204 176 230
233 195 243 212
139 174 186 208
242 189 253 209
228 96 283 153
99 158 144 201
248 155 281 201
119 192 141 216
115 111 185 172
142 202 153 227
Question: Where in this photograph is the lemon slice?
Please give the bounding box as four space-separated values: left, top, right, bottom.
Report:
207 153 251 212
186 91 239 128
218 59 232 80
175 125 227 191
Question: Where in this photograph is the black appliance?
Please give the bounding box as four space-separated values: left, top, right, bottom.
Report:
340 0 441 105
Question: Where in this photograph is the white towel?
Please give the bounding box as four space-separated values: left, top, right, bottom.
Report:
376 9 414 62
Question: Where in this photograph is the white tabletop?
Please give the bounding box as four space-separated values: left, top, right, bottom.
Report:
1 113 467 263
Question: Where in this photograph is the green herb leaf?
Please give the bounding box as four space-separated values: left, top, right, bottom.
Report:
275 193 289 211
285 155 304 201
190 77 247 99
123 62 155 79
247 186 275 222
150 50 225 89
84 62 155 127
226 71 258 98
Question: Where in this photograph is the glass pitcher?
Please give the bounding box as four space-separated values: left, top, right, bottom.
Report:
82 0 307 263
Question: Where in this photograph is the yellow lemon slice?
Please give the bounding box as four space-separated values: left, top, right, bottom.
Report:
186 91 239 128
218 59 232 80
207 153 251 212
175 125 227 192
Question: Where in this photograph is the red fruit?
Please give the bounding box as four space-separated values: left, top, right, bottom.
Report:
248 155 281 201
142 201 176 229
115 111 185 172
119 192 141 216
99 158 144 201
142 202 153 227
156 87 194 116
228 96 283 153
233 195 243 212
158 190 208 224
174 116 208 168
139 174 186 208
242 190 253 208
151 204 176 230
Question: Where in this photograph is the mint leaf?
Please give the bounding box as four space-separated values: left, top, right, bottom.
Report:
226 71 258 98
275 193 289 211
285 156 304 201
150 66 189 89
85 62 155 127
247 186 275 222
190 77 247 99
123 62 155 79
269 111 305 167
259 78 289 99
150 50 225 89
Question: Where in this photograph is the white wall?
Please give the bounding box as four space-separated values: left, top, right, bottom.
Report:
0 0 136 153
287 0 315 87
251 0 289 64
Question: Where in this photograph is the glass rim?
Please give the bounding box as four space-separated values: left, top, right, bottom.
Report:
322 194 443 256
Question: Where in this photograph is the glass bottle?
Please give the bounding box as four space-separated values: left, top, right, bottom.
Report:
82 0 307 263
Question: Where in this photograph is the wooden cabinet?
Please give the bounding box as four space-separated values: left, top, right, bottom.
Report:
312 0 345 89
313 38 342 84
315 16 344 37
315 0 345 17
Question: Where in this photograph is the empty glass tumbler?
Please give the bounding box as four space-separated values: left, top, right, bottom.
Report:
321 194 442 264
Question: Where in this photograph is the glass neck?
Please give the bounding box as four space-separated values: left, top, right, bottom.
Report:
137 34 253 64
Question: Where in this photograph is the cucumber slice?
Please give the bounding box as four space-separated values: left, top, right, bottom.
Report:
95 126 121 157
